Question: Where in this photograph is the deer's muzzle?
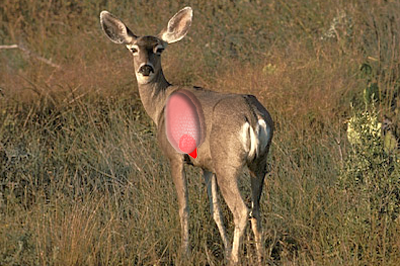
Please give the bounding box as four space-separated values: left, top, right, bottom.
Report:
138 65 154 76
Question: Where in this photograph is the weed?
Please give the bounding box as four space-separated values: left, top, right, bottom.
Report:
1 0 400 265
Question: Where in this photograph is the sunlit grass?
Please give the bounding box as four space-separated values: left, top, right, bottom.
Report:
1 0 400 265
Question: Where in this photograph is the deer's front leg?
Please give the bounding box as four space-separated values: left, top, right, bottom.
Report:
170 159 190 256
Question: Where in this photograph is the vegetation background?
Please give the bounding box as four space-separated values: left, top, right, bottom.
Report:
1 0 400 265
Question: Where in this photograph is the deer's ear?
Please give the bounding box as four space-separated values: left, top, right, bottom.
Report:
100 11 137 44
159 7 192 44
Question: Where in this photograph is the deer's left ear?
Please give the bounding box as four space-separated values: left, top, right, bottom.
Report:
159 7 192 44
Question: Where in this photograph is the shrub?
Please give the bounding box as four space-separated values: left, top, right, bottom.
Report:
340 92 400 223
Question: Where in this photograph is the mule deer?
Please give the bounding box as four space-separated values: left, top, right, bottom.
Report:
100 7 273 264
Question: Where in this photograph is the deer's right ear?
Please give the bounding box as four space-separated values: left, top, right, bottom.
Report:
100 11 137 44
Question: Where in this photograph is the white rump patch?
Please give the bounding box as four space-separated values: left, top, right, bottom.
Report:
256 119 271 154
240 119 271 161
239 123 250 151
240 122 258 160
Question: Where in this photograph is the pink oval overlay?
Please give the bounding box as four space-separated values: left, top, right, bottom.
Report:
165 91 202 158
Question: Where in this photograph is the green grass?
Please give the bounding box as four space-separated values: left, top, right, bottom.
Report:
1 0 400 265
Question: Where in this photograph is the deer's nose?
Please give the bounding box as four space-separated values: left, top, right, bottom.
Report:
138 65 154 76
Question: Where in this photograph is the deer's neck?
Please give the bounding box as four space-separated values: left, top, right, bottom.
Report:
137 70 170 126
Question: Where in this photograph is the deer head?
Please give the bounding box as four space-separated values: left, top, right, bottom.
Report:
100 7 192 85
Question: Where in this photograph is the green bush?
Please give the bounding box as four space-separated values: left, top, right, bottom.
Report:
340 94 400 223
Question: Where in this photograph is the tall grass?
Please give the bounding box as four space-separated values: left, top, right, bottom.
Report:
1 0 400 265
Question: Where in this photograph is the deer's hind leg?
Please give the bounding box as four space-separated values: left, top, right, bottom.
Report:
248 148 271 263
212 160 249 265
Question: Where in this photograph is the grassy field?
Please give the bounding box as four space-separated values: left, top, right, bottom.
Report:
1 0 400 265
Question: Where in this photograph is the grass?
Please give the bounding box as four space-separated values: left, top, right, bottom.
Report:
1 0 400 265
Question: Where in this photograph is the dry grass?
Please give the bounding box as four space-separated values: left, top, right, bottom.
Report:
1 0 400 265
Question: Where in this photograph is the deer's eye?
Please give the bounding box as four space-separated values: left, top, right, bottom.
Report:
154 46 164 55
